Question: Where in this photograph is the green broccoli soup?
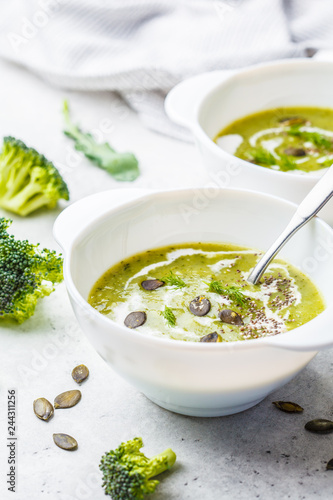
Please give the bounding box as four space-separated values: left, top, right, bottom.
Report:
88 243 325 343
215 107 333 173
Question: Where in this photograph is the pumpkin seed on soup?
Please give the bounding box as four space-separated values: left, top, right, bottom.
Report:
54 390 81 409
279 116 307 127
189 296 211 316
124 311 146 329
141 279 164 290
219 309 244 326
200 332 221 343
283 147 306 157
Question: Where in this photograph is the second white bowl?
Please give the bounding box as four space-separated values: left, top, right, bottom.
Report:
165 59 333 226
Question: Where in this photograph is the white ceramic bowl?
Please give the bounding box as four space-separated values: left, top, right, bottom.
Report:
165 59 333 226
54 188 333 417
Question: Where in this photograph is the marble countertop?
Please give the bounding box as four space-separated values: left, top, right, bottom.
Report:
1 59 333 500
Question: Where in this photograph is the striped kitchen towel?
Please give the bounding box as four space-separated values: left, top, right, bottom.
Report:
1 0 333 139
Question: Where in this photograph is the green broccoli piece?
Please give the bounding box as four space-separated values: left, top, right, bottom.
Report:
0 218 63 323
100 437 176 500
0 136 69 216
63 100 140 182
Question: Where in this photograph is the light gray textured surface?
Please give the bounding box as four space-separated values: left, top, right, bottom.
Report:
0 59 333 500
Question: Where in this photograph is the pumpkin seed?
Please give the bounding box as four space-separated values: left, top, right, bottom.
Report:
54 390 81 409
279 116 307 127
72 364 89 384
141 279 164 290
200 332 221 343
124 311 146 328
33 397 54 421
272 401 304 413
304 419 333 433
283 147 306 157
219 309 244 326
53 433 78 451
189 296 211 317
326 459 333 470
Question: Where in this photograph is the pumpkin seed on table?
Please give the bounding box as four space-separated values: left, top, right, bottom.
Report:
54 390 81 409
124 311 146 328
304 419 333 434
189 296 211 316
33 397 54 421
53 433 78 451
219 309 244 326
326 459 333 470
141 279 164 290
272 401 304 413
72 364 89 384
200 332 221 343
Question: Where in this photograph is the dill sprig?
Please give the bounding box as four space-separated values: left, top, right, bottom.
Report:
205 281 247 307
246 147 276 166
160 306 176 327
161 271 187 288
279 154 298 171
287 126 332 150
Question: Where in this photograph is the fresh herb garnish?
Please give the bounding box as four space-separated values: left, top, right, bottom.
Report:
317 157 333 168
246 147 276 166
279 154 298 171
161 271 187 288
161 306 176 327
205 281 246 307
287 126 332 150
63 100 140 181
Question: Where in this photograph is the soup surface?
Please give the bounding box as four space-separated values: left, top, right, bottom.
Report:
88 243 325 343
215 107 333 173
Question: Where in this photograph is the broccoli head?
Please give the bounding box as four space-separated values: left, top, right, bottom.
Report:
0 136 69 216
0 218 63 323
100 437 176 500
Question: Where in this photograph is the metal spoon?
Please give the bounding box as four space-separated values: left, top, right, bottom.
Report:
247 166 333 285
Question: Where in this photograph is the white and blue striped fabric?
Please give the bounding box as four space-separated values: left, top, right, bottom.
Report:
0 0 333 138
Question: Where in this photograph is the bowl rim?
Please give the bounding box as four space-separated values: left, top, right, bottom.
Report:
193 58 333 181
61 187 333 352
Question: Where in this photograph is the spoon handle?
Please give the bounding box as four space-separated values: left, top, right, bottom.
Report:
247 166 333 285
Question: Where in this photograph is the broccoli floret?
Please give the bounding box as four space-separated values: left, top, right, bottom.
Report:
100 437 176 500
63 100 140 182
0 218 63 323
0 136 69 216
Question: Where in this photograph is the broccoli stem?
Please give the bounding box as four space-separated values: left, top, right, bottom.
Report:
1 162 30 199
63 100 140 181
63 100 106 152
147 448 177 478
1 181 54 216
